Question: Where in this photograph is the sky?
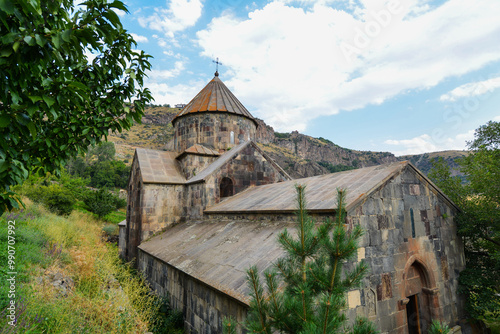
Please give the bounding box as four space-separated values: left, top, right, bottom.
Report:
116 0 500 156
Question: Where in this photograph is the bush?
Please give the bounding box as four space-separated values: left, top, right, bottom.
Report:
83 188 116 218
44 184 74 216
21 181 74 216
428 320 451 334
113 195 127 210
149 295 184 333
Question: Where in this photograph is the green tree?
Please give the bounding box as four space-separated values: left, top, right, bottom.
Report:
429 121 500 319
83 188 116 219
225 186 377 333
0 0 153 215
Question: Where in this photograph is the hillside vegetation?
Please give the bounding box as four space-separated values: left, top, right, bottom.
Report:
109 105 463 178
0 201 159 333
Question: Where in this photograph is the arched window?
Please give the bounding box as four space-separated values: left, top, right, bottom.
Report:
220 177 234 198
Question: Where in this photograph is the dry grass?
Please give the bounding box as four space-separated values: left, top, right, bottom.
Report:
0 201 160 333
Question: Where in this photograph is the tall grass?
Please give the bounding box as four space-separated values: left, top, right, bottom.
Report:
0 200 166 333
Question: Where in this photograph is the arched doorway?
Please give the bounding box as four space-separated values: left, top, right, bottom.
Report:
220 177 234 198
404 258 437 334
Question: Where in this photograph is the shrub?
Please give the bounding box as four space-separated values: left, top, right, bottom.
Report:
113 195 127 210
428 320 451 334
83 188 116 218
44 184 74 216
149 295 184 334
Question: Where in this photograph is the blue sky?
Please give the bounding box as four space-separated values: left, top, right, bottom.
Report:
116 0 500 156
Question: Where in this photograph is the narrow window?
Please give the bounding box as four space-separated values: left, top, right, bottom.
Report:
410 208 416 238
230 131 235 144
220 177 234 198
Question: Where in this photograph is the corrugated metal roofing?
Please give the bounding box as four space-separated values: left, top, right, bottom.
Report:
136 148 186 184
172 75 256 124
139 219 290 304
205 161 409 213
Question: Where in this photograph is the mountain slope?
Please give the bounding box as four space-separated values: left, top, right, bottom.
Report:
108 106 464 179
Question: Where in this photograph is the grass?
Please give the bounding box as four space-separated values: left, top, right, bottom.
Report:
0 200 182 333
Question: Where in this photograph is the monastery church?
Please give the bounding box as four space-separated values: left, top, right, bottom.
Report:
119 71 467 333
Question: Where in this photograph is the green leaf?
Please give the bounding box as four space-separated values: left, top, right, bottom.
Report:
0 0 15 14
68 81 90 91
52 33 61 49
110 0 128 12
43 95 56 107
35 34 46 47
16 113 30 126
28 95 42 103
62 29 71 42
0 160 8 173
0 115 10 127
27 122 37 139
0 48 12 57
24 35 35 46
12 41 20 52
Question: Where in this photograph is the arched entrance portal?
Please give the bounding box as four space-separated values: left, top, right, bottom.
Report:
403 257 438 334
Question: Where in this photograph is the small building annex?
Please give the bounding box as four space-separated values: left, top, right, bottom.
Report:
120 72 466 334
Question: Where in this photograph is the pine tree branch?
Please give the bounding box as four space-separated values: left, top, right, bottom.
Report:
322 300 331 334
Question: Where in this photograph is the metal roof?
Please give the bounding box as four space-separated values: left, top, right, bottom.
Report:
172 74 256 124
176 144 221 159
139 219 290 305
187 141 251 184
205 161 410 213
135 148 186 184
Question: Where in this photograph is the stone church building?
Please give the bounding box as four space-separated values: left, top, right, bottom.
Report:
119 72 467 333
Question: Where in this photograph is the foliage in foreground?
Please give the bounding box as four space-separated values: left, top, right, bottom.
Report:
0 201 183 333
0 0 152 215
225 186 377 333
429 120 500 320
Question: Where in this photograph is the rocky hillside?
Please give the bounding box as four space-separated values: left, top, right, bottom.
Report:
399 150 469 178
109 106 464 179
253 119 397 178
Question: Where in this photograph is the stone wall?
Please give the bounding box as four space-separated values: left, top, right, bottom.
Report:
125 157 186 261
125 158 143 261
206 143 289 202
138 250 248 334
343 167 465 333
173 113 257 152
178 154 218 180
182 144 290 220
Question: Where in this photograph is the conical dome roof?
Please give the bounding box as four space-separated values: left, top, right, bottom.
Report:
172 73 257 125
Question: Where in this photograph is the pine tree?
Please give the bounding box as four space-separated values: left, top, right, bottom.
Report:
226 185 378 333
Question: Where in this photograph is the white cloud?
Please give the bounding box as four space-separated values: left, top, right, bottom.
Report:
440 76 500 102
144 61 192 105
145 81 202 106
384 130 474 156
147 61 186 80
196 0 500 132
130 33 149 43
139 0 203 39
